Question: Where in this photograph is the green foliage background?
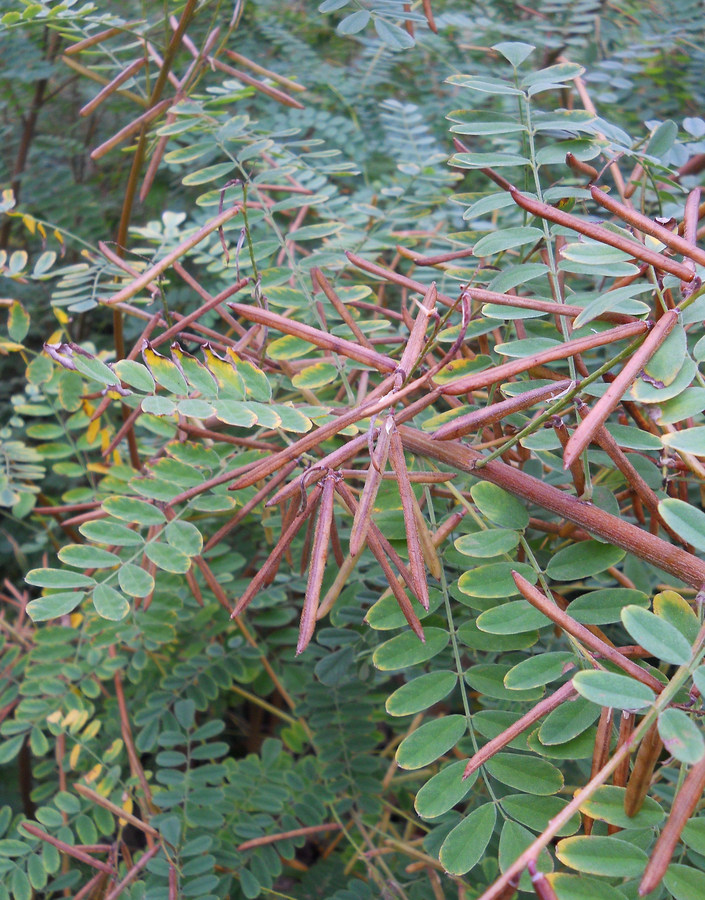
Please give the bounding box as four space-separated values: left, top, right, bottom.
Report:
1 2 705 899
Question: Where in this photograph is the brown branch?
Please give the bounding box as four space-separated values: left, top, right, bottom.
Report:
440 321 648 396
398 426 705 589
464 681 576 777
563 310 678 468
237 823 340 852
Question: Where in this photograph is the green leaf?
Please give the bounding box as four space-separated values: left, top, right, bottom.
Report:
118 563 155 598
642 324 686 386
337 9 369 34
573 670 655 710
182 162 235 185
631 356 697 403
26 592 84 621
470 483 529 529
621 605 692 665
79 520 144 546
56 370 82 407
7 301 29 342
451 152 530 168
11 868 31 900
178 397 216 418
548 873 633 900
473 227 543 256
374 18 414 50
657 498 705 550
578 785 664 828
386 672 457 717
496 337 561 358
654 591 700 643
414 759 477 819
271 404 312 433
26 853 47 891
113 359 155 392
658 708 705 764
439 803 496 875
319 0 349 10
657 388 705 425
396 716 466 770
500 794 579 837
57 544 120 568
142 395 176 416
457 562 537 600
102 496 165 525
476 600 552 634
26 568 95 589
152 458 204 488
546 541 625 580
458 619 538 651
522 62 585 90
0 735 25 765
446 74 524 96
539 695 601 745
504 652 574 690
144 542 191 574
492 41 535 67
367 587 442 630
450 111 525 136
567 589 649 625
645 119 678 159
499 820 553 889
555 836 647 876
165 520 203 556
213 399 257 428
561 240 636 267
485 752 563 794
466 663 545 701
373 628 449 671
570 284 653 330
681 817 705 855
0 840 32 857
73 353 117 385
93 584 130 620
664 864 705 900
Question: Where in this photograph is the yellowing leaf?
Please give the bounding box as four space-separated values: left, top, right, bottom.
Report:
292 362 339 389
0 338 25 353
85 764 102 784
226 348 271 401
118 794 134 826
202 344 244 398
86 418 101 444
142 342 189 395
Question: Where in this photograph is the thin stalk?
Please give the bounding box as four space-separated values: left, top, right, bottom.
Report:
424 489 499 806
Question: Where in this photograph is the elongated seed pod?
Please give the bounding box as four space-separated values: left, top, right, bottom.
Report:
350 417 393 557
298 476 336 654
335 482 425 641
624 722 663 817
389 425 429 610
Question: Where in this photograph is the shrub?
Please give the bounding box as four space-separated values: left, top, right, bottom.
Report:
2 2 705 899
